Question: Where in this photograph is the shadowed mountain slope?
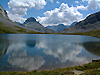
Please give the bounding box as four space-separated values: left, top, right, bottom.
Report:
61 11 100 33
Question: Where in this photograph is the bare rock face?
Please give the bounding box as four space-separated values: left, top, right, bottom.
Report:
0 5 9 19
24 17 36 23
61 11 100 33
23 17 54 33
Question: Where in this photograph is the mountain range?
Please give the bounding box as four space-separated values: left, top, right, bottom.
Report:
1 5 100 34
0 5 54 33
46 24 67 32
69 21 77 27
23 17 54 33
61 11 100 33
46 22 77 32
14 21 23 26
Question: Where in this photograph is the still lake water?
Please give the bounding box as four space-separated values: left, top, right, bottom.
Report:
0 34 100 71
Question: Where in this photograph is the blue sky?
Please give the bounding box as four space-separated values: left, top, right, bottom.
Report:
0 0 100 26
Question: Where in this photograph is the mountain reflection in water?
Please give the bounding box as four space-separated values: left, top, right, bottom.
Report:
83 42 100 57
0 38 9 58
0 34 100 71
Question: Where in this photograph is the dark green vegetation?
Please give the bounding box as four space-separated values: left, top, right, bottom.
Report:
59 30 100 38
81 70 100 75
0 22 16 33
70 30 100 38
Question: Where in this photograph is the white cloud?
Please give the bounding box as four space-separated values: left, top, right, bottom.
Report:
7 0 100 24
7 0 46 22
37 0 100 26
87 0 99 10
75 1 79 3
7 11 26 23
37 3 83 26
56 1 60 4
77 5 87 10
82 0 100 10
8 0 47 10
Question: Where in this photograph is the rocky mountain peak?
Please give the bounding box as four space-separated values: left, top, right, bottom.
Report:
24 17 36 23
23 17 54 33
76 11 100 26
58 24 65 26
0 5 8 19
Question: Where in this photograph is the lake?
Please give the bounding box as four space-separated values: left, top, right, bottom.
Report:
0 34 100 71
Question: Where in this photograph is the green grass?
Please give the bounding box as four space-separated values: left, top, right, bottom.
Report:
74 62 100 71
27 30 44 34
15 25 44 34
0 22 44 34
0 22 17 33
15 26 27 33
58 30 100 38
0 69 74 75
1 61 100 75
81 70 100 75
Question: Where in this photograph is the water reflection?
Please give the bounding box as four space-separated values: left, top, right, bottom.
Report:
0 34 100 71
0 39 9 58
7 43 45 71
83 42 100 56
26 40 36 48
36 41 87 63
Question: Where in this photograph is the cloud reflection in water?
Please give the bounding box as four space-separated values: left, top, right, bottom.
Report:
7 42 45 71
2 34 100 71
36 40 87 63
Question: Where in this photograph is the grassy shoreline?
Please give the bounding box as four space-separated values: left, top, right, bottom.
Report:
60 30 100 38
0 60 100 75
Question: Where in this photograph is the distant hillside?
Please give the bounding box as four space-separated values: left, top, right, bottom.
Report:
46 22 78 32
14 22 23 26
46 24 67 32
23 17 54 33
61 11 100 33
69 21 77 27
